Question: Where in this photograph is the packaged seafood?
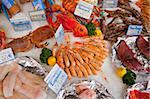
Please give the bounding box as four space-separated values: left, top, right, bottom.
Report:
126 81 150 99
112 36 150 75
57 80 114 99
0 56 48 99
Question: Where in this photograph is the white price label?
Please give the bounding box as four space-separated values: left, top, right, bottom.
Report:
74 1 93 19
126 25 143 36
10 18 32 31
29 10 46 21
55 24 65 46
103 0 118 8
0 48 15 64
147 80 150 91
44 64 68 94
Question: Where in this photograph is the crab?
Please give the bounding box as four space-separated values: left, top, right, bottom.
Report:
6 25 55 53
29 25 55 47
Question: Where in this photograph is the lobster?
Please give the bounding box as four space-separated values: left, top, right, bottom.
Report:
47 13 88 37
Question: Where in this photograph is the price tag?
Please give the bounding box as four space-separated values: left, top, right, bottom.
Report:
55 24 65 46
0 48 15 64
126 25 143 36
147 80 150 91
29 10 46 21
44 64 68 94
74 1 93 19
10 18 32 31
103 0 118 8
32 0 46 10
2 0 14 9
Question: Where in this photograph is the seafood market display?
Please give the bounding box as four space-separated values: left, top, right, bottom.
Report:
53 36 108 79
102 0 149 43
57 80 114 99
112 36 150 73
0 58 47 99
0 0 150 99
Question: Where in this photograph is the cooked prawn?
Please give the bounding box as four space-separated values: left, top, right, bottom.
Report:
69 66 77 77
65 67 72 80
75 59 88 77
63 51 71 67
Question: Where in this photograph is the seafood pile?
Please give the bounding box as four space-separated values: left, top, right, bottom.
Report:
0 61 47 99
102 0 149 43
6 25 55 53
126 81 150 99
57 80 114 99
53 36 108 79
112 35 150 73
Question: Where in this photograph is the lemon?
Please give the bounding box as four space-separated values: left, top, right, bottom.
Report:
47 56 56 66
116 67 127 78
95 29 102 36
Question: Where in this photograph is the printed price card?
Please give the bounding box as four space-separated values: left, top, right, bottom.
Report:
32 0 46 10
103 0 118 8
126 25 143 36
44 64 68 94
10 18 32 31
74 1 93 19
29 10 46 21
0 48 15 64
147 80 150 91
55 24 65 46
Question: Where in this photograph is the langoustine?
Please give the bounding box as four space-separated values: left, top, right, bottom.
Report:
102 0 149 43
53 36 108 79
